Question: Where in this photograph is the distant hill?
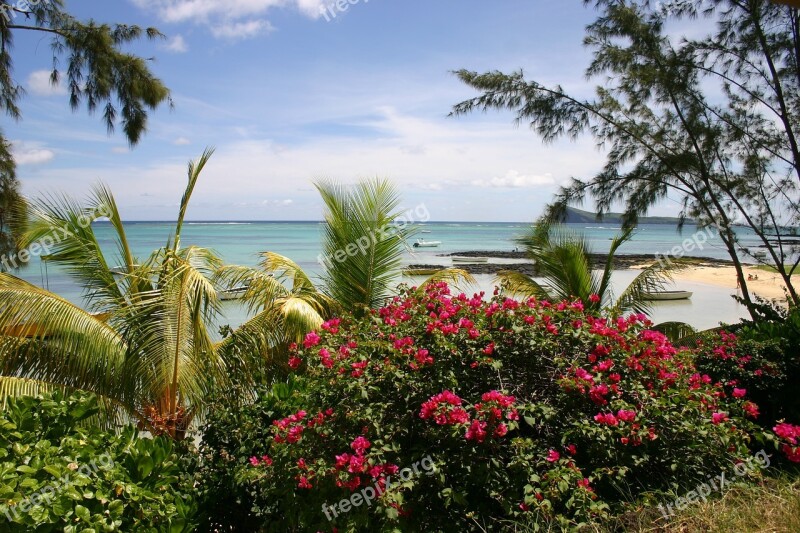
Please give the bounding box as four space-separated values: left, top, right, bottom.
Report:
562 207 688 225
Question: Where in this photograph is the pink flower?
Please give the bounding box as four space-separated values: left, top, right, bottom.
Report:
594 412 619 426
782 444 800 463
711 412 729 425
493 423 508 438
742 401 760 419
617 409 637 423
545 449 560 462
350 436 371 455
566 444 577 456
732 388 747 398
249 456 260 466
481 390 516 408
774 423 800 445
261 455 273 466
465 420 488 443
589 294 601 303
483 342 495 355
287 356 302 369
303 331 321 348
297 476 312 489
321 318 341 333
577 478 593 491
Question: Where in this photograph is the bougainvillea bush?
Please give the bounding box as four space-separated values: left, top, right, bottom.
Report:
693 330 800 466
199 283 763 531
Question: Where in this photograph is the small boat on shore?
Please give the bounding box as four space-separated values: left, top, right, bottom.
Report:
452 256 489 264
219 286 249 301
642 290 693 301
413 239 441 248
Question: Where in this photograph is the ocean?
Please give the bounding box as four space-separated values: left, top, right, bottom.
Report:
14 221 760 330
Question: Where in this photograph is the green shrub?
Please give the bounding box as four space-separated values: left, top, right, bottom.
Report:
0 391 199 532
199 283 760 531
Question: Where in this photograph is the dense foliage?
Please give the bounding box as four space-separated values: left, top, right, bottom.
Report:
199 283 763 531
0 391 198 532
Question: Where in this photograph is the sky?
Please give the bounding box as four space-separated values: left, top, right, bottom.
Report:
8 0 682 221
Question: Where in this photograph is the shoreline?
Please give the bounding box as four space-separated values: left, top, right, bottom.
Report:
409 251 792 301
409 251 736 276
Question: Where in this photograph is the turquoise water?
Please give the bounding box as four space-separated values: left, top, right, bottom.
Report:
15 221 761 330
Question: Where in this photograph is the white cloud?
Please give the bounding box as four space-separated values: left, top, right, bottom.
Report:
112 146 130 154
173 137 192 146
27 70 66 97
131 0 327 39
20 107 606 220
262 199 295 206
163 34 188 53
11 141 55 165
471 170 556 189
211 19 274 39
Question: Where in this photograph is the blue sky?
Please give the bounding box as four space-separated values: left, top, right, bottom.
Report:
9 0 652 221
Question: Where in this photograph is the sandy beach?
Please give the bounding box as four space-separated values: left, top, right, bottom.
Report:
413 251 796 303
669 264 795 302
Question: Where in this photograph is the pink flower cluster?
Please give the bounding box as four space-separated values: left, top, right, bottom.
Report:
419 390 519 444
774 423 800 463
419 390 470 425
272 408 333 444
333 436 400 492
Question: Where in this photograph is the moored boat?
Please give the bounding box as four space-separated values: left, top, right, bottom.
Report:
219 285 249 301
642 290 693 301
413 239 442 248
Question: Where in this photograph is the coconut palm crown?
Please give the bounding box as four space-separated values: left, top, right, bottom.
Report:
498 222 680 315
0 149 278 438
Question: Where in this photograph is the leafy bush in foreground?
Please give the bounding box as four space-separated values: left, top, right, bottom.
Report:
693 327 800 466
0 391 198 532
199 283 761 531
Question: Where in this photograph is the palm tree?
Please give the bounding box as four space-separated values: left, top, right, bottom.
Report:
498 222 680 315
218 178 413 322
0 149 264 438
215 178 472 371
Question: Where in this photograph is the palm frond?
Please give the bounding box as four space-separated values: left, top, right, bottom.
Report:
419 268 477 294
597 226 635 303
22 191 125 312
651 321 698 343
612 258 683 315
495 270 552 300
316 178 411 312
0 274 126 397
173 147 215 251
516 223 598 303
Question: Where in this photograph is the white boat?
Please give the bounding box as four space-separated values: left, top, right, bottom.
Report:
421 230 432 234
413 239 442 248
452 256 489 264
642 290 693 301
219 286 249 301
